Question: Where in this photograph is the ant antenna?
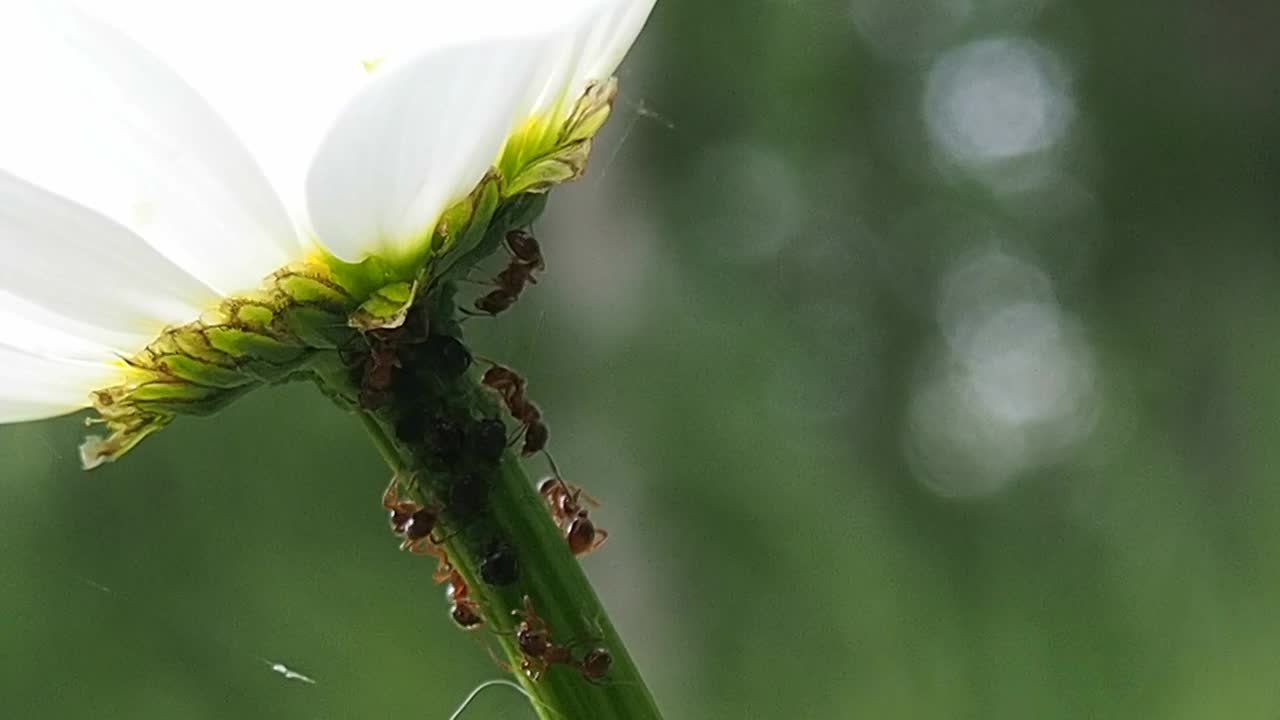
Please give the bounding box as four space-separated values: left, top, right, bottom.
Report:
543 451 573 497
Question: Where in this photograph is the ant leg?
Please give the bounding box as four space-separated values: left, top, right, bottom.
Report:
507 424 528 449
430 527 463 544
431 559 454 585
562 634 603 652
592 528 610 552
576 487 602 509
380 474 403 510
484 641 515 673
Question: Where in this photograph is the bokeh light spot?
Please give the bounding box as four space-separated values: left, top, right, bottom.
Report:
908 250 1097 497
924 37 1073 165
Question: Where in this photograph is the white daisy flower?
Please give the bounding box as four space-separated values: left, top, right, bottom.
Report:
0 0 655 466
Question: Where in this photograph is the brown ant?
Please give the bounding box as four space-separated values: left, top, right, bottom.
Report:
435 558 484 630
350 306 433 408
577 647 613 681
504 229 546 273
478 359 549 456
539 456 609 557
382 475 487 630
385 491 484 628
380 474 442 555
355 332 401 408
466 230 545 317
508 596 609 682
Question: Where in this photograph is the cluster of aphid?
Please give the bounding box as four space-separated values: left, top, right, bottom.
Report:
350 228 614 683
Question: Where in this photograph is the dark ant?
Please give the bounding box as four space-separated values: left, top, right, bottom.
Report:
469 417 509 465
479 541 520 586
504 229 546 273
508 596 611 682
479 359 548 456
465 230 545 317
539 456 609 557
446 472 490 519
425 417 467 464
380 474 441 555
419 333 472 379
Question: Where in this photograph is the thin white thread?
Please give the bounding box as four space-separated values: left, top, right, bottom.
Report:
447 678 561 720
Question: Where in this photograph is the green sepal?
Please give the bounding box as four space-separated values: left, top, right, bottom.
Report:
79 410 172 470
169 327 230 366
436 193 478 252
276 273 351 309
433 177 502 281
349 281 417 331
127 380 227 405
231 302 276 330
498 79 617 197
205 327 307 365
131 383 256 417
434 193 548 287
560 78 618 146
503 193 550 230
154 354 255 389
279 306 356 349
505 140 593 196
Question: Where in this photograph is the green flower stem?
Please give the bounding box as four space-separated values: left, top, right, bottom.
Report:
353 381 663 720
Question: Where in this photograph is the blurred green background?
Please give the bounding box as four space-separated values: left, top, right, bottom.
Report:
5 1 1280 717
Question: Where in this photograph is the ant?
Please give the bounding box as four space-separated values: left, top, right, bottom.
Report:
382 475 488 630
577 647 613 681
504 229 546 273
539 456 608 557
508 596 610 682
380 474 441 555
466 230 545 317
435 558 484 630
355 332 401 408
479 359 548 456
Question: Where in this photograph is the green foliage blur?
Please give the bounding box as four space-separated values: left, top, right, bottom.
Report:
5 1 1280 718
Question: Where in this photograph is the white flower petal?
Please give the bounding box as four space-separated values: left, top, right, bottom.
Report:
71 0 428 230
0 344 122 422
581 0 657 84
0 294 125 363
75 0 653 224
304 27 562 260
0 171 218 355
531 0 657 115
0 2 298 295
304 0 656 261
